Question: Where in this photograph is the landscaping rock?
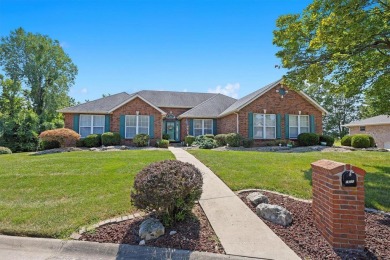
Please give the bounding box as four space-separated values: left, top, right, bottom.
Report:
120 145 127 150
246 192 269 206
139 240 145 246
139 218 165 241
89 148 98 151
256 204 292 226
169 230 177 236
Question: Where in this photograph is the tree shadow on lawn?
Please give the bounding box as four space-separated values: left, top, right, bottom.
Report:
303 169 313 186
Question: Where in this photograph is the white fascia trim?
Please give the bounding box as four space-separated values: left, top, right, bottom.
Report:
297 91 329 115
218 80 282 118
108 94 167 115
57 110 110 114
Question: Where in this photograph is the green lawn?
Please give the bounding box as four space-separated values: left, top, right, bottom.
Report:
0 150 174 238
189 150 390 212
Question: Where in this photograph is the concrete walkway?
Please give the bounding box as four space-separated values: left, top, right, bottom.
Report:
169 147 300 260
0 235 253 260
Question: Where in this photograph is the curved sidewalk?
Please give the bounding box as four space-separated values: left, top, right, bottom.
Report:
169 147 300 260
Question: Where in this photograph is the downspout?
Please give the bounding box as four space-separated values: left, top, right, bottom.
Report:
234 112 239 134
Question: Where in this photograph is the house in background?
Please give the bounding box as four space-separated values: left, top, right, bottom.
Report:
59 79 327 145
343 115 390 149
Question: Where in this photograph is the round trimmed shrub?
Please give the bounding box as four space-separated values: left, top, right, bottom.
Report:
297 133 319 146
39 140 60 150
226 133 242 147
214 134 227 146
0 146 12 155
84 134 102 148
39 128 80 148
319 135 335 147
133 134 149 147
185 135 195 146
341 135 352 146
156 139 169 148
204 134 214 139
75 139 85 147
101 132 121 146
162 133 170 140
131 160 203 226
351 134 370 148
242 138 254 148
194 135 216 149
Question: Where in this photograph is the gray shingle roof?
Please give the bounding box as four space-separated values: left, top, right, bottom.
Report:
138 90 216 108
343 115 390 127
179 94 237 118
58 92 132 113
219 79 282 117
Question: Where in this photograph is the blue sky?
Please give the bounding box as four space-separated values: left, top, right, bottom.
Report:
0 0 311 102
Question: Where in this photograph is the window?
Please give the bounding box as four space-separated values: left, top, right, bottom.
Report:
289 115 309 139
193 119 213 136
79 115 105 138
360 126 366 132
253 114 276 139
125 115 149 139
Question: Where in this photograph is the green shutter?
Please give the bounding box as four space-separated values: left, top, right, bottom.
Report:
276 114 281 139
248 112 253 138
310 115 315 133
120 115 125 138
285 114 289 139
73 114 79 133
149 115 154 138
213 119 217 135
189 119 194 136
105 115 110 132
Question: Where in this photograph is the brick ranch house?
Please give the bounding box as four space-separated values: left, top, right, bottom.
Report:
59 79 327 145
343 115 390 149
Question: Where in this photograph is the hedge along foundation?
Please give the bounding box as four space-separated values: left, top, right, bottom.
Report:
311 159 366 250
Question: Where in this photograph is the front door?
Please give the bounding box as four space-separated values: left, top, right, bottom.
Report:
166 121 175 141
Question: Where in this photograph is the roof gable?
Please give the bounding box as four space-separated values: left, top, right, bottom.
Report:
178 94 236 118
219 79 327 117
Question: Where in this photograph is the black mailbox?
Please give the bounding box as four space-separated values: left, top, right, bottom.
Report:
341 170 357 187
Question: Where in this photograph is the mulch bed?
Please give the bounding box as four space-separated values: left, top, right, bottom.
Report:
80 204 224 254
239 191 390 260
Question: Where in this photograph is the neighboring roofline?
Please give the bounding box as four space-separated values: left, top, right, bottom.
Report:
177 93 225 119
218 80 282 117
108 94 167 114
342 122 390 127
297 91 328 115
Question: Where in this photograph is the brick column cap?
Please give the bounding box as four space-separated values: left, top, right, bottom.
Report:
311 159 366 177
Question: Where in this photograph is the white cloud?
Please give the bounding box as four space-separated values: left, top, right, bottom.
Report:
80 88 88 94
208 83 240 98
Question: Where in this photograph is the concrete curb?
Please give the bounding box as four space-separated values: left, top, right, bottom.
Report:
0 235 256 260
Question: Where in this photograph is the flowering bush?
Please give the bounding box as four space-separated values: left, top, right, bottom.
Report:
39 128 80 148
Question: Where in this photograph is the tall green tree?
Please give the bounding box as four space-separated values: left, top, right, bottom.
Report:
273 0 390 114
305 83 361 138
0 28 78 124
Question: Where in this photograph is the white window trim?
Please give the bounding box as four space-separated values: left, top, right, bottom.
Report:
125 115 149 139
289 115 309 139
253 113 276 140
193 119 213 136
79 115 105 138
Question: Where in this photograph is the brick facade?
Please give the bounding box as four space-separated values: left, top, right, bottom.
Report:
311 159 366 250
237 84 323 145
349 125 390 149
111 97 163 145
62 83 325 145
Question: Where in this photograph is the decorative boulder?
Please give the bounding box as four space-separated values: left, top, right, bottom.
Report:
139 218 165 241
256 204 292 226
246 192 269 206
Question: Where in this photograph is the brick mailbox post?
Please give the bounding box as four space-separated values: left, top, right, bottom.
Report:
311 159 366 250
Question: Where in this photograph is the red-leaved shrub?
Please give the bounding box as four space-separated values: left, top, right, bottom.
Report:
39 128 80 148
